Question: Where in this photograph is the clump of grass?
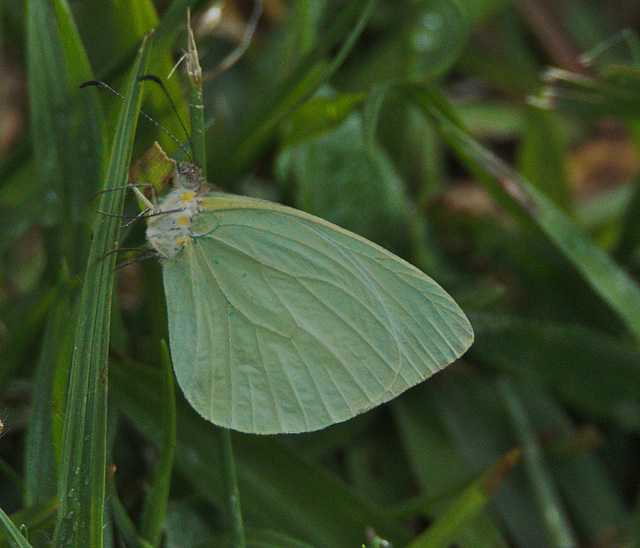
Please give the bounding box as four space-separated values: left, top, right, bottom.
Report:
1 1 640 547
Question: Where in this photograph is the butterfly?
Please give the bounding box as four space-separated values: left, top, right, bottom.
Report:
135 154 473 434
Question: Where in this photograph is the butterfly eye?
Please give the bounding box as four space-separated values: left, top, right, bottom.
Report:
177 162 202 189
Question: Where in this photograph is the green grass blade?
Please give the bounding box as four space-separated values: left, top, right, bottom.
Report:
26 0 106 239
24 275 74 506
518 384 628 543
52 35 153 548
497 378 577 548
392 391 475 502
215 427 246 548
453 123 640 342
107 480 154 548
279 94 366 148
426 372 550 545
471 313 640 428
517 108 571 212
139 342 176 546
406 450 520 548
0 506 32 548
406 86 640 343
51 0 107 225
0 497 58 546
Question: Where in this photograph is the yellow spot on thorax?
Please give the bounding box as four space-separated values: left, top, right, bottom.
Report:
176 214 191 227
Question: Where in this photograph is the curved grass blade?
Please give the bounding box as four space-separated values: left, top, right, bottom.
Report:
406 449 521 548
0 497 58 546
107 480 154 548
0 506 32 548
402 84 640 343
52 35 153 548
497 378 577 548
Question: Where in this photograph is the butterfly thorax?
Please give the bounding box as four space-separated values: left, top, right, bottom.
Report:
145 160 213 259
146 185 205 259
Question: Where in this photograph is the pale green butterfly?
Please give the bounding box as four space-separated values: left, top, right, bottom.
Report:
137 154 473 434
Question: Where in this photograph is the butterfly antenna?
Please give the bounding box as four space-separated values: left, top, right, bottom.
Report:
97 247 155 269
99 247 146 261
89 183 151 203
97 210 142 220
137 74 196 163
207 0 262 82
114 250 157 270
80 79 193 162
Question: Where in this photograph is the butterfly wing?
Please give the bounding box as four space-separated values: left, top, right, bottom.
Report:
162 194 473 434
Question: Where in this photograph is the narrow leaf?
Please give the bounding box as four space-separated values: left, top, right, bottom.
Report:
139 342 176 546
52 35 153 548
497 378 577 548
411 87 640 343
0 506 32 548
407 449 521 548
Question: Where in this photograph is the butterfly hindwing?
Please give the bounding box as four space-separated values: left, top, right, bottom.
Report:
162 194 473 434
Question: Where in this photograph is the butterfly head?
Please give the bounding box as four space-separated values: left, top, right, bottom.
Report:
174 161 206 192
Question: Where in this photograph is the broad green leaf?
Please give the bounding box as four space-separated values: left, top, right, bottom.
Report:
208 0 377 185
405 0 474 79
277 112 415 255
280 94 366 148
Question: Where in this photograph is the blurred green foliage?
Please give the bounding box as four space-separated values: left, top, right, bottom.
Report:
1 0 640 546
